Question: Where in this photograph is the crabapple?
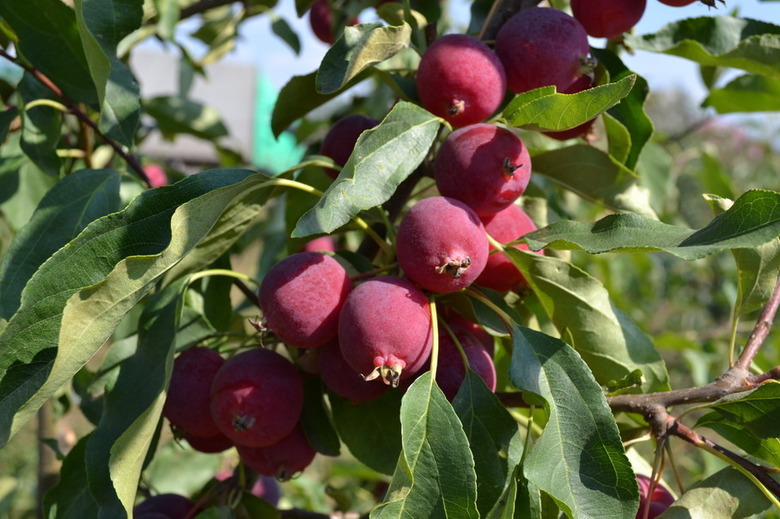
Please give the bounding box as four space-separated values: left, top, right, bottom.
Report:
133 493 197 519
338 276 433 386
259 252 351 349
396 196 489 293
434 124 531 217
571 0 647 40
319 114 378 179
301 235 337 252
180 430 233 454
476 204 539 294
309 0 357 44
443 310 494 356
543 75 596 141
636 474 675 518
416 34 507 128
320 340 388 402
210 348 303 447
236 424 316 480
163 346 224 439
495 7 590 94
658 0 697 6
144 163 168 188
436 328 496 401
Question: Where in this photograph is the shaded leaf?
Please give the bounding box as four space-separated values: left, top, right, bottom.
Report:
0 169 267 447
85 277 187 517
531 145 657 218
292 102 440 237
696 414 780 467
0 108 18 145
371 372 479 519
73 0 142 146
704 74 780 113
271 71 372 137
0 169 121 320
591 48 653 170
144 96 228 141
271 16 301 55
523 189 780 260
0 0 98 103
316 22 412 94
300 377 341 457
329 390 402 476
19 74 62 177
502 75 636 132
658 466 771 519
695 382 780 439
42 436 99 518
625 16 780 79
503 250 670 392
510 326 638 519
452 372 523 517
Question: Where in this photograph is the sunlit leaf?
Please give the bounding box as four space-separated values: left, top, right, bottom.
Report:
704 74 780 113
510 326 638 519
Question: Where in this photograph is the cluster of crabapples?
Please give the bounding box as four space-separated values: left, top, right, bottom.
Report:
150 0 707 512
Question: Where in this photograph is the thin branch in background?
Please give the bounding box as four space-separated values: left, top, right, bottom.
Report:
478 0 542 42
0 48 150 187
734 271 780 371
233 278 261 310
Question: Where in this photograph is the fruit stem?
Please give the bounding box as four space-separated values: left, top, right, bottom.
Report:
463 288 515 331
351 216 395 258
259 178 324 198
24 98 70 113
439 319 471 370
188 268 260 286
429 298 440 380
485 232 505 252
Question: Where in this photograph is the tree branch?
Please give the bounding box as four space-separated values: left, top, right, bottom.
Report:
0 48 150 186
734 271 780 371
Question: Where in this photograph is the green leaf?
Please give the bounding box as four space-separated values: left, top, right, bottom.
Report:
0 0 98 103
0 108 18 145
695 382 780 439
590 48 653 171
0 169 268 447
625 16 780 79
300 377 341 457
704 74 780 113
502 74 636 132
271 70 371 137
510 326 638 519
19 74 62 177
292 101 440 237
452 372 523 517
153 0 181 41
295 0 317 16
329 390 402 476
271 16 301 55
696 414 780 467
504 250 670 392
316 22 412 94
531 145 657 219
522 189 780 260
658 466 771 518
84 277 187 518
144 96 228 141
371 372 479 519
0 169 121 320
73 0 142 147
42 436 99 518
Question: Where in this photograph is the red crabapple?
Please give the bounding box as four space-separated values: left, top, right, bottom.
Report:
180 430 233 454
236 424 316 480
144 163 168 188
543 75 597 141
571 0 647 40
476 204 540 294
338 276 433 386
163 346 224 439
443 309 494 356
259 252 351 349
210 348 303 447
320 340 388 402
319 114 378 179
436 328 496 401
495 7 590 94
636 474 675 518
133 494 197 519
301 235 337 253
309 0 358 44
416 34 507 128
434 124 531 217
396 196 489 293
658 0 697 5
